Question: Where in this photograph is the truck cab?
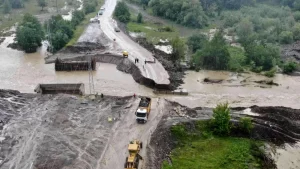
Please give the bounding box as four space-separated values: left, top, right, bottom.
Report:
135 97 151 123
136 108 148 123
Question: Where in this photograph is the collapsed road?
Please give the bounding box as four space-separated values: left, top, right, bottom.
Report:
98 0 170 85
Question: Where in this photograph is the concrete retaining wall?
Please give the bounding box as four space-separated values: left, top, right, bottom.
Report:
34 83 85 95
55 59 96 71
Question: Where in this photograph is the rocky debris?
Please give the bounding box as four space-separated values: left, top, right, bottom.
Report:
254 80 279 86
281 41 300 63
0 90 136 169
203 77 223 83
7 42 21 50
0 38 5 45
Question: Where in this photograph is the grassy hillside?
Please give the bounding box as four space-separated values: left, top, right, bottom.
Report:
162 121 270 169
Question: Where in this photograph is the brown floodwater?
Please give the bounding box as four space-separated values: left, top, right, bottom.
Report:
0 40 152 96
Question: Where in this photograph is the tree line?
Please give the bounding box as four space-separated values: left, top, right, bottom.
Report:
15 0 98 53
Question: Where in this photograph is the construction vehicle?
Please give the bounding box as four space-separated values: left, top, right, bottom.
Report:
124 140 143 169
123 51 128 58
135 97 151 123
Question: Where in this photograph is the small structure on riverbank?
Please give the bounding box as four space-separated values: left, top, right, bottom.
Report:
153 88 188 95
55 58 96 71
34 83 85 95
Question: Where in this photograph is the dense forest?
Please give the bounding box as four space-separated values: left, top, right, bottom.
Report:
125 0 300 73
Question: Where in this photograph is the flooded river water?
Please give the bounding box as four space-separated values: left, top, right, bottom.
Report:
0 41 151 96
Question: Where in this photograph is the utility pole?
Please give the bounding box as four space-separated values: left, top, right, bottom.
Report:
88 57 95 94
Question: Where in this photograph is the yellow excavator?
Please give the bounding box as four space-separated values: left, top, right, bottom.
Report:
124 140 143 169
123 51 128 58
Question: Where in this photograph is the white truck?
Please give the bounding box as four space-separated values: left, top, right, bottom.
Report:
135 97 151 123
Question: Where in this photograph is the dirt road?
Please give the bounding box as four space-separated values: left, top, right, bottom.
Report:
98 0 170 85
98 98 166 169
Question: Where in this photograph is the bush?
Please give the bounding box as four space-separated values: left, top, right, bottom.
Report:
211 103 231 136
3 0 11 14
294 11 300 21
283 61 298 74
16 14 44 53
45 15 74 52
71 10 85 27
292 23 300 40
114 1 131 23
264 67 276 77
171 36 186 62
187 34 208 53
279 31 293 44
84 2 96 14
193 31 230 70
239 117 253 134
137 12 143 23
228 46 246 72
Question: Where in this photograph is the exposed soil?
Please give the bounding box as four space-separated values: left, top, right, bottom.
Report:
7 42 22 51
254 80 279 86
0 38 5 45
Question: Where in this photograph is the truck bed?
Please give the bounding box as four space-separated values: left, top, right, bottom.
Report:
138 97 151 107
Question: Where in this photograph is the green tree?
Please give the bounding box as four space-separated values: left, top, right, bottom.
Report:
193 31 230 70
3 0 11 14
171 36 186 62
187 34 208 53
149 0 208 28
71 10 85 27
37 0 47 11
16 14 44 53
279 31 293 44
211 103 231 136
244 43 280 71
239 117 253 134
236 18 254 42
11 0 23 8
45 15 73 52
114 1 131 23
292 23 300 40
137 12 143 23
293 11 300 21
228 46 246 72
84 2 96 14
283 61 298 74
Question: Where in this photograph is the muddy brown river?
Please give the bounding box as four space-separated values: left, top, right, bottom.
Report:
0 40 151 96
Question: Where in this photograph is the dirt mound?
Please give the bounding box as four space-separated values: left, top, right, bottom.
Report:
0 90 136 169
203 77 223 83
0 38 5 45
60 43 106 54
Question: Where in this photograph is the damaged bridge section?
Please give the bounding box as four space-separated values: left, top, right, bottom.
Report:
55 58 96 71
34 83 85 95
